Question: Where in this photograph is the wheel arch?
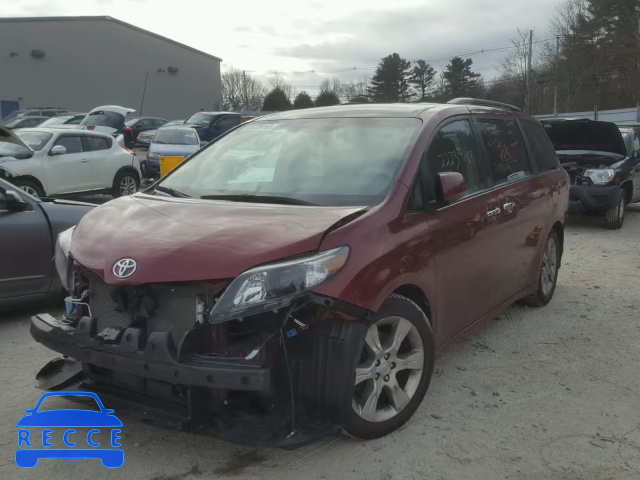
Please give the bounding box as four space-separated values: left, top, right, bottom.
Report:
621 181 633 204
13 175 46 196
392 285 433 329
114 165 140 182
551 221 564 268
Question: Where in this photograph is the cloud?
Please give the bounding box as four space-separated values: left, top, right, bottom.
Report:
274 0 558 74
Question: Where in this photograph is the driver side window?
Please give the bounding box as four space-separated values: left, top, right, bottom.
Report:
53 136 83 154
410 118 484 209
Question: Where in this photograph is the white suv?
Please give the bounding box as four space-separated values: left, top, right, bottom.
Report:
0 127 140 198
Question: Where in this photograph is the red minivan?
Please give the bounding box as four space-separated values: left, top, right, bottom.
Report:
32 99 569 443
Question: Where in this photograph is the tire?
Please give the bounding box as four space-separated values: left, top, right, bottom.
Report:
13 178 44 198
343 295 435 439
520 230 560 307
112 170 139 197
604 189 625 230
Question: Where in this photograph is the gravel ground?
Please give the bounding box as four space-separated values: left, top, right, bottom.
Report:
1 206 639 480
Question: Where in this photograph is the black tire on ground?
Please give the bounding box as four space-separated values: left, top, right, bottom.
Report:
13 178 44 198
342 294 435 439
604 188 625 230
520 229 560 307
112 170 139 198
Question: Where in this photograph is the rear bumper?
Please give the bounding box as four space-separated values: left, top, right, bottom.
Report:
30 314 271 392
569 184 619 214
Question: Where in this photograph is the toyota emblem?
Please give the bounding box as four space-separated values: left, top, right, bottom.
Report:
112 258 138 279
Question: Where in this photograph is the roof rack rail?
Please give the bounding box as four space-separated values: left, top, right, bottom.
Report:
447 98 522 113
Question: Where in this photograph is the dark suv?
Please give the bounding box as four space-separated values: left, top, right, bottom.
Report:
184 111 242 142
542 119 640 229
32 99 568 444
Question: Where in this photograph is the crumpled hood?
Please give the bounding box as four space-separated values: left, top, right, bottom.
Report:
70 194 363 285
542 120 627 157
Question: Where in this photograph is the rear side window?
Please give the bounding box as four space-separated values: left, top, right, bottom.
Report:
84 135 111 151
521 120 559 172
477 118 531 184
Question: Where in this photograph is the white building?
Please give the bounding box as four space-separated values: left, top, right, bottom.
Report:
0 16 223 120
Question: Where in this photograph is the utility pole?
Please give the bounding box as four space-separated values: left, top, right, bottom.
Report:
525 29 533 114
243 70 249 110
139 71 149 119
554 35 560 119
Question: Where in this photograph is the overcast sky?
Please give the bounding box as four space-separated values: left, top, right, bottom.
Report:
6 0 561 96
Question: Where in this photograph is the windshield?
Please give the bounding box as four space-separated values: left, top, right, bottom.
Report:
39 117 68 127
3 118 25 129
153 128 199 145
186 113 216 128
159 118 421 206
14 131 52 151
80 111 125 129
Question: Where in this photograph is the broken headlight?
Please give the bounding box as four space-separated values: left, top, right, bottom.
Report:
54 226 75 292
209 246 350 323
584 169 615 185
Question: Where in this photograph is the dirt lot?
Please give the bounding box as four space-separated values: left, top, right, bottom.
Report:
1 206 639 480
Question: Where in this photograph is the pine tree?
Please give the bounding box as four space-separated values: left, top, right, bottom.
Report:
409 60 436 101
262 87 292 111
293 92 314 109
368 53 412 102
443 57 482 99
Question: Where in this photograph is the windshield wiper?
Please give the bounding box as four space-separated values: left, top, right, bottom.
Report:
149 186 191 198
200 194 318 206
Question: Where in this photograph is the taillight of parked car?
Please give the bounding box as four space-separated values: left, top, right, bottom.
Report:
121 146 136 156
86 125 95 130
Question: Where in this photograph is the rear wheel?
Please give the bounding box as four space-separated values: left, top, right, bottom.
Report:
13 178 44 198
344 295 434 439
604 189 625 230
112 170 139 197
521 230 560 307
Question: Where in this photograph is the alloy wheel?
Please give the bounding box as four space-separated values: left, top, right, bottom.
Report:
20 186 39 198
353 316 424 423
540 235 558 297
120 176 138 196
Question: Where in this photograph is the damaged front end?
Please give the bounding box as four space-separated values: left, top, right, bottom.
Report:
31 238 373 448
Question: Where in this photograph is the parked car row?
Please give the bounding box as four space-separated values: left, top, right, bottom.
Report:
0 126 140 198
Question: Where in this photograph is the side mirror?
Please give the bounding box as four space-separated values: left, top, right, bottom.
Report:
436 172 467 204
200 141 208 147
50 145 67 156
5 190 28 212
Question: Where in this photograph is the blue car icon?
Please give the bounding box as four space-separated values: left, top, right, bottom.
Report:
16 391 123 468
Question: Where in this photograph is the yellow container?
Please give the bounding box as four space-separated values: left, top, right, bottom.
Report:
159 156 185 177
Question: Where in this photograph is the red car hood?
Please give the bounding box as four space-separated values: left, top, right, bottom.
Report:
70 194 363 285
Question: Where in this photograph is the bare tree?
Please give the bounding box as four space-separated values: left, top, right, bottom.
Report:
222 68 266 111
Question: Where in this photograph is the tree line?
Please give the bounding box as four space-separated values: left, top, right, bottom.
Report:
223 0 640 114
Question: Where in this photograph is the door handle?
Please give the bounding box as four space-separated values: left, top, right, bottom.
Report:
487 207 501 218
503 202 516 214
80 159 89 163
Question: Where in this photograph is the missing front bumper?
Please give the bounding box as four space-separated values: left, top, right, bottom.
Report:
31 314 271 391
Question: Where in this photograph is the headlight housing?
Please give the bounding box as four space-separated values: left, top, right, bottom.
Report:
54 226 75 292
209 246 350 323
583 169 615 185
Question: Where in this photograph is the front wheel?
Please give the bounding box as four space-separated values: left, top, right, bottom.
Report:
112 171 139 197
13 178 44 198
344 295 435 439
521 230 560 307
604 189 625 230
